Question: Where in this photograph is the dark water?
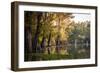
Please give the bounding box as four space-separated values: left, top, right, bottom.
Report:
24 43 90 61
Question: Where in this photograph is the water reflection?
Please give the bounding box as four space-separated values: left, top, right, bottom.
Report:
25 42 90 61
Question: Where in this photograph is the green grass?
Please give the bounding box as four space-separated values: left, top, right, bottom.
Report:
25 53 74 61
25 51 90 61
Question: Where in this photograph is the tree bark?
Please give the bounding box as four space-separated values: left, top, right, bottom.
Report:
56 35 60 54
47 33 51 54
32 12 42 53
41 36 46 53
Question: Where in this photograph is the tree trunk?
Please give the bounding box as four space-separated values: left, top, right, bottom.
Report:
32 12 42 53
56 35 60 54
47 33 51 54
41 36 46 53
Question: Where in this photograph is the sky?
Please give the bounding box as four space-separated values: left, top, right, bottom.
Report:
72 13 91 22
